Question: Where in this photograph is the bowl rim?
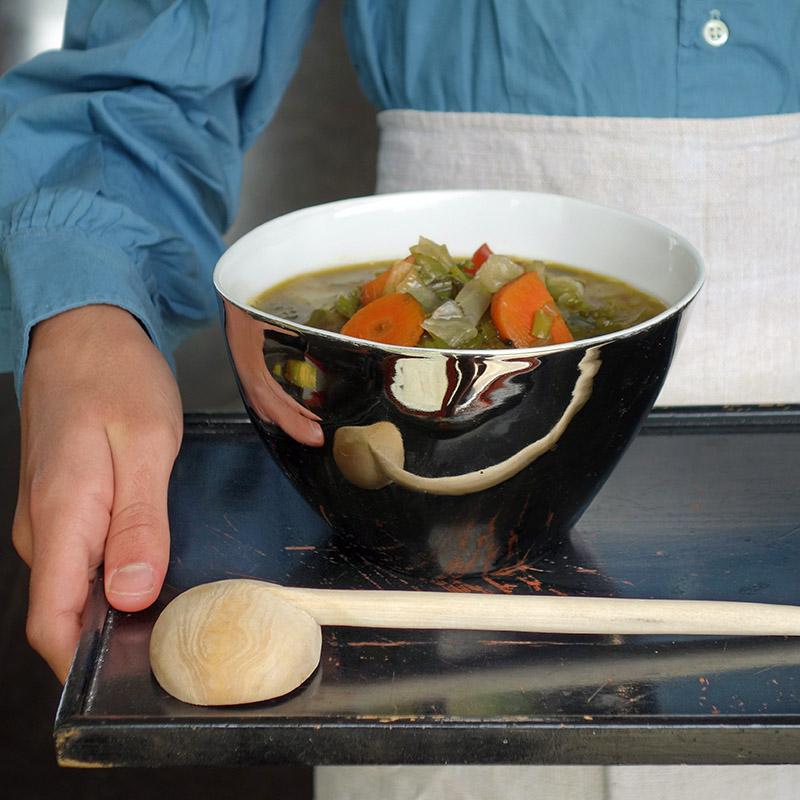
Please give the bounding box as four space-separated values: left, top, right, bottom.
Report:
213 189 706 357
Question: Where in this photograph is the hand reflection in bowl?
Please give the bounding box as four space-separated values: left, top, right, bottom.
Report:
224 299 323 447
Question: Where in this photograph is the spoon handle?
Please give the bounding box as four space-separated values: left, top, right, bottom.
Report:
276 586 800 636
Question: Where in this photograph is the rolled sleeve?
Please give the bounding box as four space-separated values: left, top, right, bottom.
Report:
2 227 168 398
0 0 320 399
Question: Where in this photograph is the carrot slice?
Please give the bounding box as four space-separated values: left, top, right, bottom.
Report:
360 269 392 306
491 272 574 347
341 292 425 346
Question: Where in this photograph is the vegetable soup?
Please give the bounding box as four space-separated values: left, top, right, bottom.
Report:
252 238 666 349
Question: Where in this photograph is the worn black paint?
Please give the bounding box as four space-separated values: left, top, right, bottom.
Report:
56 408 800 767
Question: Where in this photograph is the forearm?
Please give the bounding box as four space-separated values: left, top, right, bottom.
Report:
0 0 320 396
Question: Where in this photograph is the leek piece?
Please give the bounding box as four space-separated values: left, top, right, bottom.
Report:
455 279 492 325
421 317 478 347
477 254 524 293
396 270 441 312
430 299 464 320
524 259 548 279
411 236 456 269
424 275 454 301
422 300 478 346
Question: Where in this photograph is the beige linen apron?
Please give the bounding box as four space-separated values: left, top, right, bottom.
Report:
316 109 800 799
375 109 800 406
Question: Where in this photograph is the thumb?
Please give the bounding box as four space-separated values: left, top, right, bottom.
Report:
104 428 175 611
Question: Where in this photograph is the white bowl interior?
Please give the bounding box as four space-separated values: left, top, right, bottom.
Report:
215 191 703 315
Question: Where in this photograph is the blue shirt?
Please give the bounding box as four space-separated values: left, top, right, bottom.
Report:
1 0 798 396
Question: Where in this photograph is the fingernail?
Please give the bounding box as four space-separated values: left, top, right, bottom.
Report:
109 563 155 597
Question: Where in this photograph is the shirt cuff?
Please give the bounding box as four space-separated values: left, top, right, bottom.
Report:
1 227 172 400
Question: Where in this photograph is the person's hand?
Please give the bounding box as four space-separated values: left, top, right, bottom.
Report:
12 305 183 681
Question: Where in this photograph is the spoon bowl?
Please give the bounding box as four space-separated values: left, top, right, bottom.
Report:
149 580 321 706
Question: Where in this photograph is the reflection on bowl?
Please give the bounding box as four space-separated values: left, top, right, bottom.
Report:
214 191 704 578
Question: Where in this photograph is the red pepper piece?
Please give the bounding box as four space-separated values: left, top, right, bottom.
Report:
467 243 493 275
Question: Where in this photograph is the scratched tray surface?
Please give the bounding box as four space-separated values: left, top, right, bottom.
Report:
56 409 800 766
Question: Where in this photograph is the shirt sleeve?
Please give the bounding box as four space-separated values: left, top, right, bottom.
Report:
0 0 320 398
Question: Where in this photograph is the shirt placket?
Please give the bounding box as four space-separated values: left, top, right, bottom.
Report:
677 0 735 117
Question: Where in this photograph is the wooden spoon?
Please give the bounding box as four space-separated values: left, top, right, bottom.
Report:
149 578 800 706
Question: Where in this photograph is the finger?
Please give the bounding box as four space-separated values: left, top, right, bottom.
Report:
27 460 111 681
104 424 177 612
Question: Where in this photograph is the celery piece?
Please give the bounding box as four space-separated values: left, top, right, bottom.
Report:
478 317 505 348
448 263 470 285
307 307 347 332
415 253 449 281
334 289 361 319
531 308 554 340
546 273 586 313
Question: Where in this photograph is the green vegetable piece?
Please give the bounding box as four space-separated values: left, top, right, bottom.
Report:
334 289 361 319
546 273 587 313
411 236 456 269
477 254 524 293
424 275 454 300
478 317 505 348
455 278 492 325
448 263 470 285
307 307 347 332
418 333 451 349
531 308 554 340
396 270 441 312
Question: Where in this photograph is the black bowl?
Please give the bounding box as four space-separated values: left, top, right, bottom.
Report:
214 191 704 577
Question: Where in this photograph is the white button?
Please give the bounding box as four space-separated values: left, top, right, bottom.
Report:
702 10 729 47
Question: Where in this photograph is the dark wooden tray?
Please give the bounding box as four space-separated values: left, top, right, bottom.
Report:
55 408 800 767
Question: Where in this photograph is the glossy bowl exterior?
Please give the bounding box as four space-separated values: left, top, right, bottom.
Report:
214 191 703 577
